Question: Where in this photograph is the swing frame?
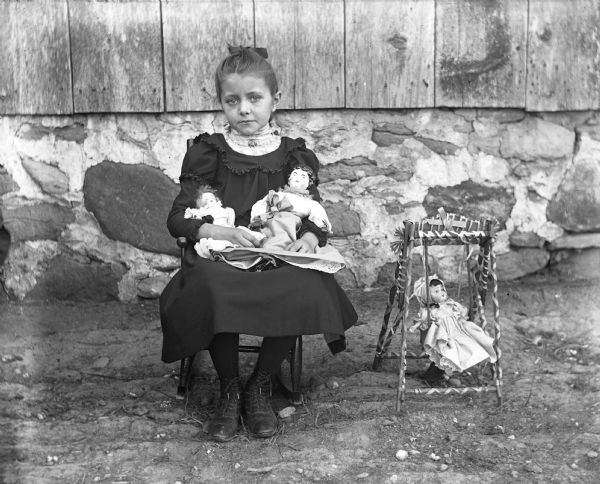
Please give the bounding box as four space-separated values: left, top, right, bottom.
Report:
372 209 502 412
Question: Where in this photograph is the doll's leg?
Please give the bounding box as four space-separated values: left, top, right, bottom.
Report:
244 336 297 438
206 333 242 441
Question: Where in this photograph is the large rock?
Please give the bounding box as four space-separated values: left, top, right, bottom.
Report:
547 131 600 232
1 201 75 241
496 248 550 280
500 117 575 161
549 232 600 250
423 181 515 228
83 161 180 255
25 256 125 301
21 158 69 195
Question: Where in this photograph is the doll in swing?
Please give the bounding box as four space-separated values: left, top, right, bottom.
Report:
409 275 497 382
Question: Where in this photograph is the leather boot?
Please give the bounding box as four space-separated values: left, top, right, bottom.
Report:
243 370 278 438
205 377 242 442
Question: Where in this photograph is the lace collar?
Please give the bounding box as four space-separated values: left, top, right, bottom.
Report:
223 122 282 156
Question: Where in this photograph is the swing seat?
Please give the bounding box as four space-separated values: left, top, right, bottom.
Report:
372 208 502 412
173 138 303 405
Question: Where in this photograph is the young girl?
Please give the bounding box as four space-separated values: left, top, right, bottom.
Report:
159 46 357 442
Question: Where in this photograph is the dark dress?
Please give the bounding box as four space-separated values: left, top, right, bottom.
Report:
159 133 358 363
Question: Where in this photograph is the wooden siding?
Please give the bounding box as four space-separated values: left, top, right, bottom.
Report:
527 0 600 111
70 0 163 112
0 0 72 114
163 0 254 111
1 0 599 114
435 0 528 108
346 0 435 108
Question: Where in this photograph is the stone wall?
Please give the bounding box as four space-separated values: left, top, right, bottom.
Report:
1 109 599 301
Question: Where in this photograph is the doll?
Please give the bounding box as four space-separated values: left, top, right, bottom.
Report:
185 186 264 258
409 275 497 375
249 165 332 250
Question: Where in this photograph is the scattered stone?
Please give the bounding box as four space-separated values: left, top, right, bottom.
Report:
395 449 408 461
429 453 441 461
234 463 241 469
278 406 296 419
587 450 598 458
326 378 339 390
439 464 449 471
91 357 110 369
356 473 369 479
524 462 543 473
1 354 23 363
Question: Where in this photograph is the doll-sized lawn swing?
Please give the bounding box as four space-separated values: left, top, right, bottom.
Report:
372 208 502 412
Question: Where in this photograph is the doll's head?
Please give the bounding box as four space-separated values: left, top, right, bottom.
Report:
428 279 448 304
285 164 316 193
196 186 221 210
215 46 281 136
413 274 447 305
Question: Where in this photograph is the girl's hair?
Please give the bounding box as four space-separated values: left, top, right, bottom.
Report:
214 45 279 101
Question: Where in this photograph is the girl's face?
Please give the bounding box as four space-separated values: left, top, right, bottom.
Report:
219 73 281 136
288 168 310 191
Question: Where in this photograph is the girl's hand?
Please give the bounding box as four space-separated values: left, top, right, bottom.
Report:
201 224 261 248
287 232 318 253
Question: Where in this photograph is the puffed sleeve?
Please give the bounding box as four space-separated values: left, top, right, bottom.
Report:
166 134 220 241
287 139 329 246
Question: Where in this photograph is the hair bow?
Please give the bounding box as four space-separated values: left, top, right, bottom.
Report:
228 45 269 59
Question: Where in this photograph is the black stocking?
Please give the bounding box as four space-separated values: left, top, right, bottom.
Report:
208 333 239 391
256 336 298 375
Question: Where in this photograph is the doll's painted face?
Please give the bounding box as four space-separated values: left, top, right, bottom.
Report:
288 168 310 192
429 283 448 304
199 192 220 209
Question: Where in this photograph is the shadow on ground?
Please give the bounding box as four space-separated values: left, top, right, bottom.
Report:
1 277 599 483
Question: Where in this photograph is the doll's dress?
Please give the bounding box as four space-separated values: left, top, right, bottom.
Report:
422 298 497 374
184 206 264 259
213 189 345 274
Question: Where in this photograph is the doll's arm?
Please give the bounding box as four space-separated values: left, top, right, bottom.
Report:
225 207 235 227
307 201 332 233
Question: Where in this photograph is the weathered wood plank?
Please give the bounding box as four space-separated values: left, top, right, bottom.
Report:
527 0 600 111
295 0 344 109
70 0 163 113
256 0 344 109
163 0 254 111
0 0 72 114
435 0 527 108
346 0 435 108
255 0 295 110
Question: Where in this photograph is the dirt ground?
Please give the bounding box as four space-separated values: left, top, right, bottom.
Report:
1 275 599 483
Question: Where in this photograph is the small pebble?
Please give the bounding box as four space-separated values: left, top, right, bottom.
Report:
356 473 369 479
395 449 408 461
234 463 241 469
587 450 598 458
278 406 296 419
429 453 440 461
326 379 339 390
439 464 449 471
